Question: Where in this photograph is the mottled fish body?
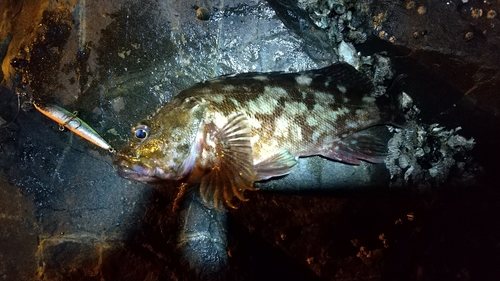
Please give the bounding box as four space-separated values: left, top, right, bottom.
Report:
116 62 397 208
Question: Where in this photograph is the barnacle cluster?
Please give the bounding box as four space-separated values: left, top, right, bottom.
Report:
297 0 371 44
336 39 393 96
385 94 477 188
296 0 395 96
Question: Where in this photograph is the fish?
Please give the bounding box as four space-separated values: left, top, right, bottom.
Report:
33 101 115 152
115 62 400 209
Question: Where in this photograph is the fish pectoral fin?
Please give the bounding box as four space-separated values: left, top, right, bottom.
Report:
254 148 297 180
321 133 388 164
199 113 257 210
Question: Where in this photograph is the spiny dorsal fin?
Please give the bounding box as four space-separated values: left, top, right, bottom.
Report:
306 62 374 95
254 148 297 181
199 113 257 210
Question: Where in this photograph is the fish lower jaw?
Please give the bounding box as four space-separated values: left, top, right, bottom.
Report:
117 164 172 183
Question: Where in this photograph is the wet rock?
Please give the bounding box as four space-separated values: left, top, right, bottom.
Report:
178 189 227 276
37 238 101 281
0 0 499 280
0 176 38 281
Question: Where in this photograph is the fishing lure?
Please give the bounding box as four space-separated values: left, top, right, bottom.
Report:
33 101 115 153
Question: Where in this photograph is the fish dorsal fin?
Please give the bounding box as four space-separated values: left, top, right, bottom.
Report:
199 113 257 210
308 62 374 95
254 148 297 180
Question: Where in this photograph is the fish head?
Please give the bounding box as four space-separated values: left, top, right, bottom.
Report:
115 97 207 183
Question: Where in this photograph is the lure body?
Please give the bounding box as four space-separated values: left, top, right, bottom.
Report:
33 102 114 152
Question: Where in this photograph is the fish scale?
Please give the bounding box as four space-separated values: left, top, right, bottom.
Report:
115 62 399 209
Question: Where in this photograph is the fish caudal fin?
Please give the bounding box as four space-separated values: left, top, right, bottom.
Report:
377 74 408 127
321 133 388 164
254 148 297 180
199 113 257 210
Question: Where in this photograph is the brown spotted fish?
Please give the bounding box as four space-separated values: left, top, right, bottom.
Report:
115 62 398 209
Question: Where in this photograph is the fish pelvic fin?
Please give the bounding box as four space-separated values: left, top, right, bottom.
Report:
254 148 297 180
199 113 257 210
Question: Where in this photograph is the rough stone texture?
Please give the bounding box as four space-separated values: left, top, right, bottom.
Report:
366 0 500 118
0 177 38 281
0 0 499 280
178 189 228 276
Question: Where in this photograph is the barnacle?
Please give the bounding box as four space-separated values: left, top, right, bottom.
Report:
417 6 427 15
195 7 210 21
471 8 483 19
373 12 387 30
464 31 474 41
487 10 497 19
406 1 416 10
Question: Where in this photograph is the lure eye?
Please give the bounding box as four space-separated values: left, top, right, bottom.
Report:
132 122 151 141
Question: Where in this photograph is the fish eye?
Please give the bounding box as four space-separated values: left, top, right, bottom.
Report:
132 122 151 141
135 128 148 139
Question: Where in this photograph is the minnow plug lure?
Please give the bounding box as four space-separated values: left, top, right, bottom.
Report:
33 102 115 153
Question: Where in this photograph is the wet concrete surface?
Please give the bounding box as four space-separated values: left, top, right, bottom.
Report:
0 0 499 280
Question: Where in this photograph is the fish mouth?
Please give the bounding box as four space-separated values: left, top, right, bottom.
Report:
117 165 160 183
115 159 172 183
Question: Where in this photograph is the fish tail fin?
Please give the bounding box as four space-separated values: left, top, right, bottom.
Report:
377 74 407 127
321 133 388 164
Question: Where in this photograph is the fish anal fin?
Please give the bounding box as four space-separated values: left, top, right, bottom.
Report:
199 113 257 210
321 133 388 164
254 148 297 180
